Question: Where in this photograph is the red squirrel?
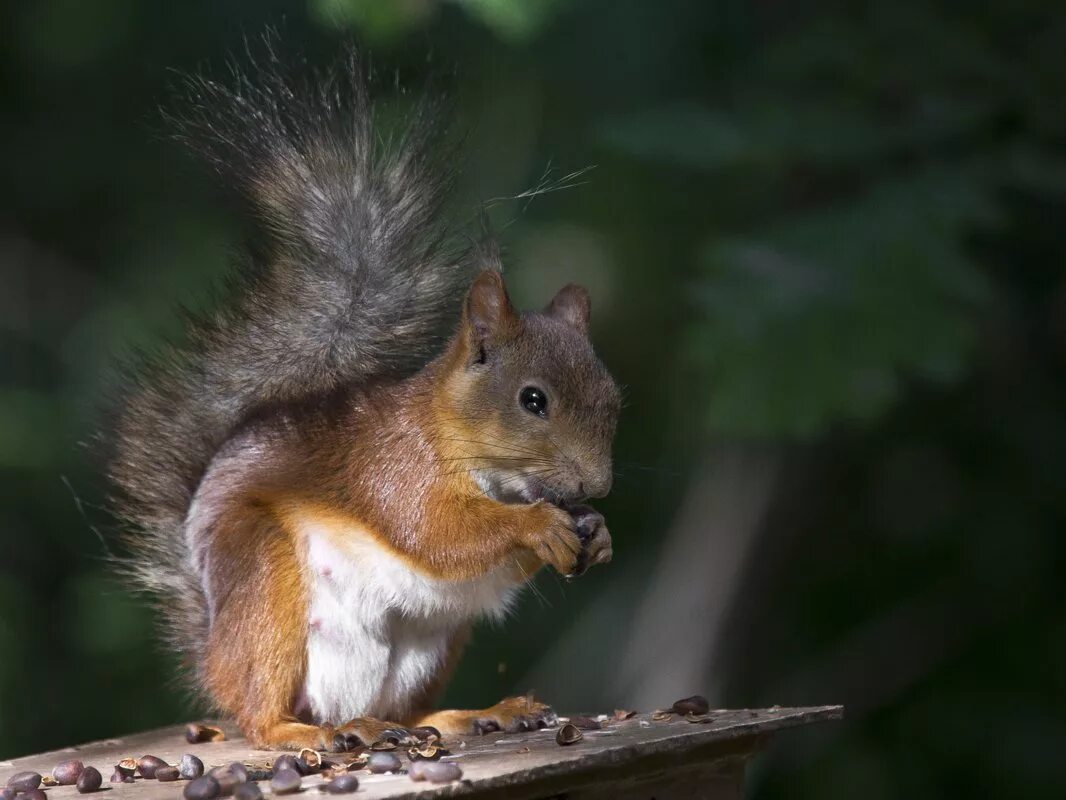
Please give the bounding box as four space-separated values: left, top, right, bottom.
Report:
107 46 619 750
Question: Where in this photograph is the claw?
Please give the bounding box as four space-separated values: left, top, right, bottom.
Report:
331 732 362 752
505 718 533 734
472 719 501 735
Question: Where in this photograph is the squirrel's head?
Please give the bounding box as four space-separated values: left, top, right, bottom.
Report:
438 269 620 506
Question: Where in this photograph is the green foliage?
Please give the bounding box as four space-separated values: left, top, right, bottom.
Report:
600 3 1066 437
310 0 433 42
310 0 563 42
690 167 994 436
454 0 564 41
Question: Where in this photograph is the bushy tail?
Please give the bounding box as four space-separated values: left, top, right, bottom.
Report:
107 42 482 673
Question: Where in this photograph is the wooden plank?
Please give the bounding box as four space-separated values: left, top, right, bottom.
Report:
1 706 842 800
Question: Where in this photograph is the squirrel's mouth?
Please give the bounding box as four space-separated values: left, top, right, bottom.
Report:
473 469 578 506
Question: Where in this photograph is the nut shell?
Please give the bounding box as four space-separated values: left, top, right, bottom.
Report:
555 723 584 745
116 759 138 778
297 749 322 774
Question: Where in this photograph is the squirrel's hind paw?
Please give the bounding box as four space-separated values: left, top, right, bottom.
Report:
412 696 558 737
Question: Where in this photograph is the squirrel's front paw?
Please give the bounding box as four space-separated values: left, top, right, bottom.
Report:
567 504 612 576
528 506 583 576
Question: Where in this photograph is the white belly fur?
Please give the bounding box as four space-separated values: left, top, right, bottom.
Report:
299 515 521 724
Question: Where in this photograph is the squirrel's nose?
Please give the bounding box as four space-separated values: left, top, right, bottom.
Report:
582 470 613 499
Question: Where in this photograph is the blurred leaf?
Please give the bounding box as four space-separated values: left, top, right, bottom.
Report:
600 103 750 171
455 0 565 42
600 95 998 172
19 0 136 67
310 0 434 41
689 167 996 438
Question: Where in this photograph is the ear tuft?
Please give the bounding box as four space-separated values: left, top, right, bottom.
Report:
464 269 517 343
545 283 591 333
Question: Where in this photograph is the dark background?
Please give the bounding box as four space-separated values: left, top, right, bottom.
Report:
2 1 1065 797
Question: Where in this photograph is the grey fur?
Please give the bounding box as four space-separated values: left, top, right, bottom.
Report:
107 42 489 675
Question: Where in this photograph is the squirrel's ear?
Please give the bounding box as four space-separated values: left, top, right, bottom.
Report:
464 270 518 355
544 283 591 334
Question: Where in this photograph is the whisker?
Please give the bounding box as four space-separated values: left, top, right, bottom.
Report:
439 435 549 458
615 461 683 477
511 555 551 610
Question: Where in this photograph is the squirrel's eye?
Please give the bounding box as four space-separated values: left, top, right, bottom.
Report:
520 386 548 418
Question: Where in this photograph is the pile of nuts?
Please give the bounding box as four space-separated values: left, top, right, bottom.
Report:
3 761 103 799
4 696 721 799
2 732 462 800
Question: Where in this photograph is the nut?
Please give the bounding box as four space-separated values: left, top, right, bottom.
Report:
137 755 169 779
179 754 205 780
409 761 462 784
76 767 103 794
272 755 299 775
6 773 42 792
52 760 85 785
366 752 401 774
183 776 221 800
269 769 301 795
319 774 360 794
569 716 602 730
671 695 710 716
226 763 249 783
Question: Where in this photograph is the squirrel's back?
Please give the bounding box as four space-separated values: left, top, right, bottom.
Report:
107 44 488 673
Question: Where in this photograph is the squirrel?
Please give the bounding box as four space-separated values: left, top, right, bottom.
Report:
106 47 620 751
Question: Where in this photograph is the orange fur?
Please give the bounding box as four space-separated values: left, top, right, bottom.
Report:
414 696 557 736
201 502 314 748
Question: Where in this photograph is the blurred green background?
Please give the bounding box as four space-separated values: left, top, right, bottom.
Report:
2 0 1065 797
